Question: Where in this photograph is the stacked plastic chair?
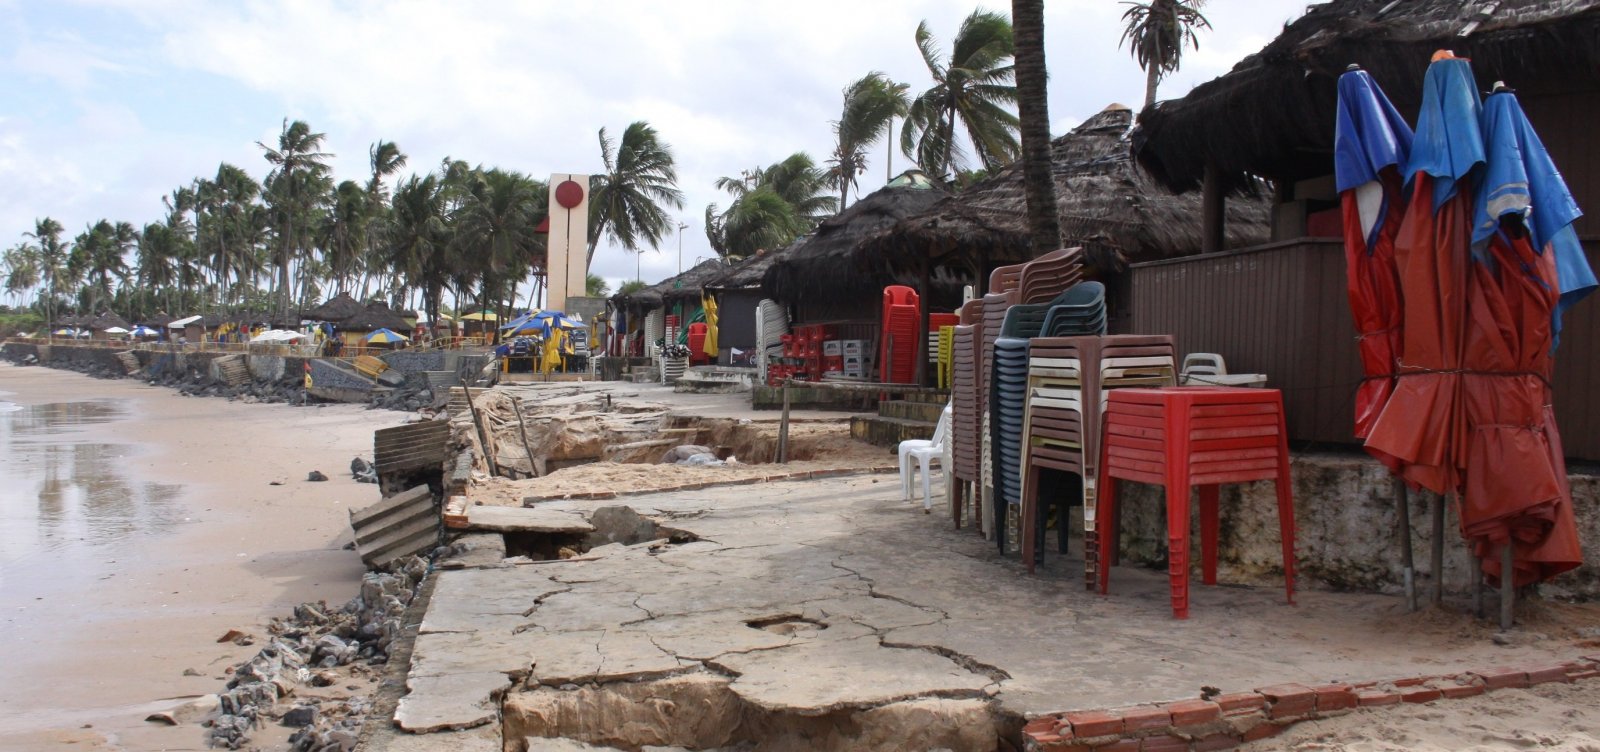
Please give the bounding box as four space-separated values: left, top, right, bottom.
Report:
755 299 789 383
1018 331 1177 586
978 264 1025 541
989 299 1059 553
644 309 665 360
927 313 959 387
879 286 921 383
949 300 984 529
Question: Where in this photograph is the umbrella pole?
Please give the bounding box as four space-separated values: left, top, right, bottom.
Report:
1471 554 1484 618
1394 477 1416 611
1430 492 1445 607
1500 543 1515 631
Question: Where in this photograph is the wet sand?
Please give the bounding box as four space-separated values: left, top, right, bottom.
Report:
0 364 402 751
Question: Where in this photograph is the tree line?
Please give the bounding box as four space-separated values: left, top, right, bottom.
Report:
3 2 1208 327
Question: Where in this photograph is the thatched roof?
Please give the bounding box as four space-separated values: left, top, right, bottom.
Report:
305 292 365 322
613 258 729 310
341 301 412 332
859 105 1269 276
1134 0 1600 193
761 178 950 307
89 311 131 330
140 312 175 327
704 243 798 291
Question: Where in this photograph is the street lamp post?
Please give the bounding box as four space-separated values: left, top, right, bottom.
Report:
677 221 688 274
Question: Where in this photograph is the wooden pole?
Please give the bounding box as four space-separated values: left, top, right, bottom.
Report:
512 397 539 478
1201 161 1226 255
777 381 792 463
463 386 499 477
1430 492 1445 607
1394 477 1416 611
915 258 932 386
1500 543 1515 631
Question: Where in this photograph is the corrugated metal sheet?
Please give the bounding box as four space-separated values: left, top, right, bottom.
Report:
1131 239 1600 462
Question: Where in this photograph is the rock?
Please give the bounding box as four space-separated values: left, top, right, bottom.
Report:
659 444 716 464
144 712 178 725
311 671 339 687
585 506 660 547
269 480 284 486
307 470 328 482
183 667 202 676
217 629 248 643
281 704 318 727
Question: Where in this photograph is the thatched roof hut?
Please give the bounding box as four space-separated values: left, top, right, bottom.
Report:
859 105 1270 282
341 301 412 333
140 312 175 327
704 244 795 292
760 176 950 312
89 311 131 331
305 292 365 323
613 258 729 312
1133 0 1600 194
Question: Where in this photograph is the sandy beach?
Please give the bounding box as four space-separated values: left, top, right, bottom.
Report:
0 364 400 751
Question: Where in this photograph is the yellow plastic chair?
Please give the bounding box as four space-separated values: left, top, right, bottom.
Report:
936 325 955 389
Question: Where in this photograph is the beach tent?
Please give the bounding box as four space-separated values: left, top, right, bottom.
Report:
103 326 129 335
130 325 159 338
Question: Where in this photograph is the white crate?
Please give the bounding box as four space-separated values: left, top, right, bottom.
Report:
823 340 842 356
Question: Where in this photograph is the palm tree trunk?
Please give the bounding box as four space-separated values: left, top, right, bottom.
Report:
1013 0 1062 257
1143 65 1160 111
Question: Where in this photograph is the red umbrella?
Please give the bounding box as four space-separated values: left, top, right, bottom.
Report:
1461 86 1585 586
1365 52 1483 497
1334 67 1412 474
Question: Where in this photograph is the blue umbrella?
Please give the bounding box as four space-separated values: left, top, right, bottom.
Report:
532 310 582 329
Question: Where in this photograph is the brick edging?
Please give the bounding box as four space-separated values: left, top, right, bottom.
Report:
1023 657 1600 751
516 465 899 505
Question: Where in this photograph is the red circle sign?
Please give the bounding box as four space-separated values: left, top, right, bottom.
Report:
555 180 584 209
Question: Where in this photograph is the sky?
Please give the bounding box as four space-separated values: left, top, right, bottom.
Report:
0 0 1314 302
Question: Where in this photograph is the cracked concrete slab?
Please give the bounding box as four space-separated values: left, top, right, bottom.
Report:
711 633 992 712
466 505 595 534
400 474 1597 750
393 672 509 732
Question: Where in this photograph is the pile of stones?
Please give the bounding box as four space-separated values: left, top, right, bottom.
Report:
207 556 431 750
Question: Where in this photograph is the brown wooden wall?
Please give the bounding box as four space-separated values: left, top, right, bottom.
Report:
1131 239 1600 462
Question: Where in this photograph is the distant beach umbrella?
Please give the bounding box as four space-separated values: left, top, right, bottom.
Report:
363 328 410 344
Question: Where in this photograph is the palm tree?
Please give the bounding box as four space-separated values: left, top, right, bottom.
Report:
827 72 909 209
1012 0 1061 257
322 180 369 294
705 153 835 260
588 121 685 266
24 218 70 323
452 168 547 314
258 119 333 316
384 174 451 325
901 10 1020 182
69 220 132 316
3 244 40 307
196 163 263 306
1119 0 1211 110
586 273 610 298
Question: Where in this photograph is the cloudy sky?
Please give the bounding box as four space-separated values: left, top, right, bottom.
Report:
0 0 1313 298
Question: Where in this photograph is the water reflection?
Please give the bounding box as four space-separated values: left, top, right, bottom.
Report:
0 399 184 587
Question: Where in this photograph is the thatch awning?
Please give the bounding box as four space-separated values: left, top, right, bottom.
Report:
859 106 1269 278
1133 0 1600 194
612 258 729 311
760 178 950 309
305 292 365 322
704 243 796 291
341 302 413 332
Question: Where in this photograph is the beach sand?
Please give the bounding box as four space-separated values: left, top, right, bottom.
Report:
0 364 401 751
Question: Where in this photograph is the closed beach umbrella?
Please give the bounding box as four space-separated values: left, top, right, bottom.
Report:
1366 52 1483 496
701 294 719 359
1334 66 1412 473
1461 86 1588 586
363 328 409 344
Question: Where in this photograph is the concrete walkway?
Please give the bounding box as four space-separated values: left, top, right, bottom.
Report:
395 475 1594 751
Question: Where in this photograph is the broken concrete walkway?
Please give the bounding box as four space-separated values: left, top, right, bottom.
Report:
394 475 1597 751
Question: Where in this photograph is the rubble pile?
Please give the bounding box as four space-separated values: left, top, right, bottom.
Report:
206 556 431 750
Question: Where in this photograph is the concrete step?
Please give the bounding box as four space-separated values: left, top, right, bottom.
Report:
115 351 142 375
878 399 944 423
850 414 936 449
349 485 439 569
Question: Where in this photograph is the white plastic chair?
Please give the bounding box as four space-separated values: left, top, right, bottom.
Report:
899 404 952 513
1181 352 1227 377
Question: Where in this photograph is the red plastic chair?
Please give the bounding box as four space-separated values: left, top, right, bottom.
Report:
1096 386 1296 619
